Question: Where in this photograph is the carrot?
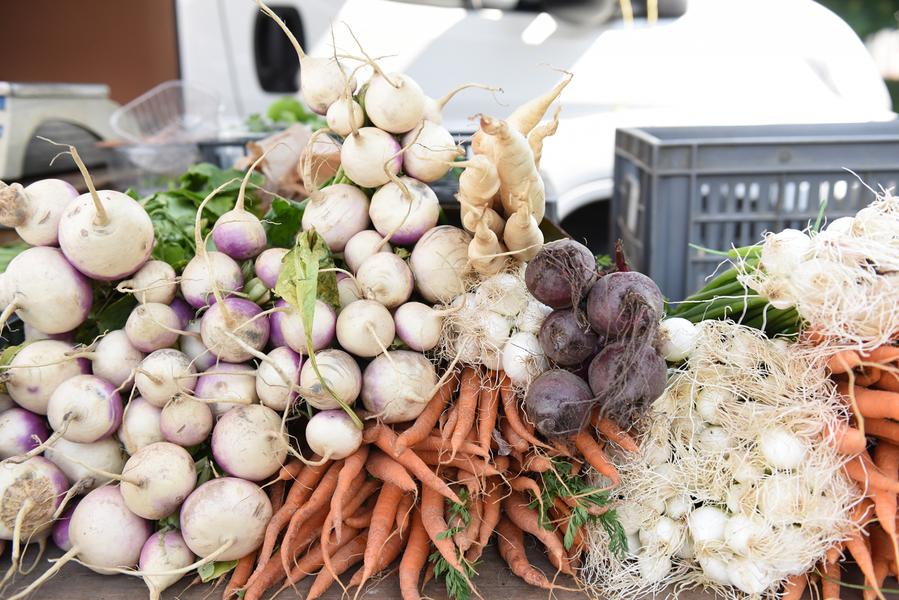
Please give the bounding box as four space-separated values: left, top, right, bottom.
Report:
837 383 899 420
496 517 554 589
320 468 368 585
829 349 863 374
282 506 329 564
866 559 890 600
366 449 418 493
454 496 482 553
500 378 550 449
845 533 885 600
450 368 481 459
349 526 406 589
396 492 415 536
412 435 489 458
857 367 883 387
593 414 640 454
396 376 455 451
523 453 553 473
268 480 286 514
477 381 500 454
223 549 256 600
867 418 899 443
870 525 894 593
503 490 572 575
510 476 543 516
359 482 405 590
501 417 529 453
826 421 867 456
845 452 899 494
821 559 841 600
781 573 807 600
442 404 459 443
277 459 303 481
243 553 289 600
345 510 373 529
330 445 371 543
306 532 368 600
399 509 429 600
256 459 334 577
275 525 363 597
421 484 467 576
278 460 344 575
873 442 899 571
472 478 503 560
868 346 899 364
573 429 619 486
413 450 501 477
370 424 462 504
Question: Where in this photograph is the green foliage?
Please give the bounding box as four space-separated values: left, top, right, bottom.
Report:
816 0 897 40
265 197 306 248
198 560 238 583
429 550 477 600
529 459 626 558
0 242 27 273
437 488 470 540
595 254 613 269
246 97 326 132
0 342 30 393
157 512 180 533
74 283 138 346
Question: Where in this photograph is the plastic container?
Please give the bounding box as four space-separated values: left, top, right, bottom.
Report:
611 122 899 300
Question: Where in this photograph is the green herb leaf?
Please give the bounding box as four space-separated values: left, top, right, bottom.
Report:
264 197 306 248
428 550 477 600
157 512 180 533
0 242 28 273
198 560 238 583
0 342 30 393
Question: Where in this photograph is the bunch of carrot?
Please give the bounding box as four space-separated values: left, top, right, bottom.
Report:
220 367 633 600
782 345 899 600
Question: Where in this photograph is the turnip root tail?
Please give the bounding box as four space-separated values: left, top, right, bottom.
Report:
527 104 562 170
236 142 281 212
506 69 572 136
0 182 28 228
375 132 422 251
0 499 34 592
80 539 236 578
435 83 503 112
39 137 109 226
343 24 397 87
5 427 66 464
17 537 46 576
0 302 19 336
256 0 306 59
7 546 78 600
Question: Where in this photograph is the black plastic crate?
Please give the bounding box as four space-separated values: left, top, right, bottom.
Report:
611 122 899 301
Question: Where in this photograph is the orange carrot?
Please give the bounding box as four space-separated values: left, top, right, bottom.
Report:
344 510 373 530
450 368 481 459
223 549 256 600
868 346 899 364
442 404 459 443
330 445 371 543
510 476 543 515
399 509 429 600
359 483 404 590
268 480 286 514
277 459 303 481
593 415 640 454
856 368 883 387
496 517 554 589
874 442 899 570
877 371 899 393
307 532 368 600
523 453 553 473
837 383 899 420
826 421 867 456
396 377 455 451
413 450 501 477
867 418 899 443
829 350 863 374
503 490 572 575
845 453 899 494
821 559 841 600
781 574 807 600
421 484 467 577
350 526 406 589
500 378 550 449
454 495 482 553
366 449 418 493
411 435 489 458
845 533 885 600
279 461 344 575
501 417 529 453
396 492 415 536
369 423 461 504
477 381 500 454
573 429 619 486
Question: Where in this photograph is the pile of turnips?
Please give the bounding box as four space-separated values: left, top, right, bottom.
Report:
0 1 600 597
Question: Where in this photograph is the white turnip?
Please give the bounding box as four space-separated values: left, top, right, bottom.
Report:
336 299 395 358
180 251 243 309
409 225 472 303
274 298 336 355
135 349 197 408
194 362 258 417
200 297 270 363
211 404 287 481
45 437 126 492
125 302 181 353
0 179 77 246
301 183 370 252
119 397 163 455
212 154 269 261
117 260 178 305
46 375 123 444
93 330 145 389
255 346 301 411
0 457 68 541
159 396 213 447
56 146 153 280
364 72 425 134
120 442 197 520
179 477 272 560
1 246 92 334
356 252 413 309
52 501 78 551
394 302 442 352
68 485 152 573
254 247 288 289
180 320 216 372
337 273 363 309
170 299 194 329
305 409 362 460
4 339 89 414
369 176 440 245
326 95 364 137
402 121 458 183
139 530 196 600
0 408 48 459
361 350 437 423
299 349 361 410
341 128 402 188
344 230 392 274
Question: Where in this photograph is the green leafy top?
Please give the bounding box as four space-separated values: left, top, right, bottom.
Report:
529 459 626 557
198 560 238 583
430 550 477 600
246 97 326 132
437 488 470 540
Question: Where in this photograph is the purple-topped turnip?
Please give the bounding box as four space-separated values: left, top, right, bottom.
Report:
0 178 77 246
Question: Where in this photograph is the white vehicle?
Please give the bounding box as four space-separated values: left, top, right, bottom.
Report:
177 0 892 240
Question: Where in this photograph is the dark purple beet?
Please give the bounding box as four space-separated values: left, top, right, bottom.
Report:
586 271 663 339
538 309 599 367
588 340 667 426
524 240 597 309
524 369 595 437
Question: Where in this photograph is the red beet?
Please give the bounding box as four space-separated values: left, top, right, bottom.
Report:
524 240 597 309
586 271 663 339
524 369 595 437
538 309 599 367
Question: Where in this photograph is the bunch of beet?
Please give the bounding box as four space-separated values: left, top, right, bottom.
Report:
522 240 667 436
